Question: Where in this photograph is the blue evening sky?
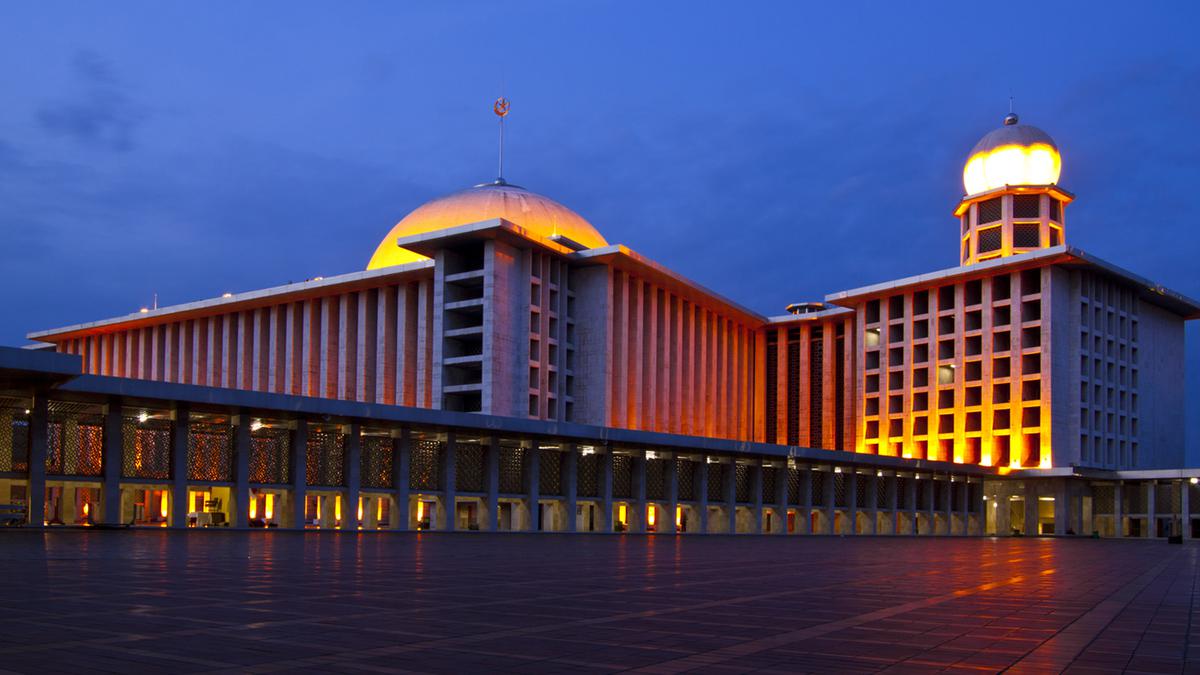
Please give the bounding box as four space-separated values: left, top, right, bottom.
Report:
1 2 1197 459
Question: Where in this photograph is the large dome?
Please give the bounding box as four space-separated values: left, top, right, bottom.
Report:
962 114 1061 196
367 181 607 270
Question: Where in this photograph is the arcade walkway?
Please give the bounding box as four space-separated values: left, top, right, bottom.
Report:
0 532 1196 673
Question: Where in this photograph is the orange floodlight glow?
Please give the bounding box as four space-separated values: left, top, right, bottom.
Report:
334 495 342 522
417 501 425 521
618 504 627 525
647 505 656 527
963 143 1061 195
376 498 384 521
159 492 169 518
265 494 274 520
675 505 682 528
249 498 257 520
357 497 364 523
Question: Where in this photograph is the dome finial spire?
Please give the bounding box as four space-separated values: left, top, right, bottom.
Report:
493 96 511 185
1004 96 1018 125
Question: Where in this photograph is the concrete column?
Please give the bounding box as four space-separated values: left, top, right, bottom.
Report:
846 470 858 535
1024 482 1039 536
344 423 361 530
600 448 614 532
905 475 918 535
170 403 190 529
885 474 898 534
484 437 500 532
26 396 48 527
289 421 308 529
823 470 836 534
773 464 787 534
724 459 737 534
440 431 457 532
666 455 679 535
524 442 540 531
392 428 411 531
863 472 878 535
750 460 764 534
1146 481 1156 538
101 398 123 526
1053 478 1069 536
232 415 250 528
631 451 647 534
562 444 578 533
1114 481 1124 538
797 467 812 535
695 459 709 533
1183 480 1192 540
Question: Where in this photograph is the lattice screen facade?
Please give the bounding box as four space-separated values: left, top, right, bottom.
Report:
47 401 103 477
410 439 442 491
360 433 393 489
676 458 695 501
538 449 562 496
612 454 632 498
498 446 524 494
455 443 485 493
122 413 172 480
577 453 600 497
249 426 290 484
0 398 30 473
306 426 345 487
187 419 232 482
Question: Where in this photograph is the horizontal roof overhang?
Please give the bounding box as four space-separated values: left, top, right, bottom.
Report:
825 245 1200 320
28 261 435 343
953 184 1076 217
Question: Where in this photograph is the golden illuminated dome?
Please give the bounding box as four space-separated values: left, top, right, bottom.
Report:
367 181 608 270
962 113 1061 196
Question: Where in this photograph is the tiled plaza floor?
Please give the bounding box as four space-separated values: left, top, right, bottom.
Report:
0 532 1197 674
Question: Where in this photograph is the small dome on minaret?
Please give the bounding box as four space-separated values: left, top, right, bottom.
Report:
962 113 1062 196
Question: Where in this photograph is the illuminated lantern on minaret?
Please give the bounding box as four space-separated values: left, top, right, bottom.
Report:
955 112 1072 266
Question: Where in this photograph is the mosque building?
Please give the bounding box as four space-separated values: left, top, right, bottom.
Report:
0 106 1196 537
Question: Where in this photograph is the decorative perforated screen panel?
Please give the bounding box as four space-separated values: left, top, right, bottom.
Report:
1049 198 1062 221
578 453 600 497
249 427 290 484
122 415 172 480
950 482 961 510
933 481 944 510
538 449 562 496
707 464 725 502
917 480 930 510
787 468 801 505
676 459 694 501
612 455 632 498
833 473 847 507
978 197 1002 223
0 402 29 473
646 458 666 500
1013 222 1040 248
306 428 345 487
896 477 909 509
361 435 393 489
454 443 485 492
1013 194 1040 218
761 467 777 503
811 472 825 505
967 482 981 512
47 401 103 477
1125 486 1146 513
1093 485 1115 514
735 464 750 503
499 446 523 494
410 440 442 491
876 476 888 509
977 226 1002 254
1155 482 1180 515
187 420 232 482
855 474 868 508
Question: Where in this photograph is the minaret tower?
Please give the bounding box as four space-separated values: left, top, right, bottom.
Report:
955 112 1073 266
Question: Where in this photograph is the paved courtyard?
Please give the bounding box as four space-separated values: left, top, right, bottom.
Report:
0 532 1196 674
